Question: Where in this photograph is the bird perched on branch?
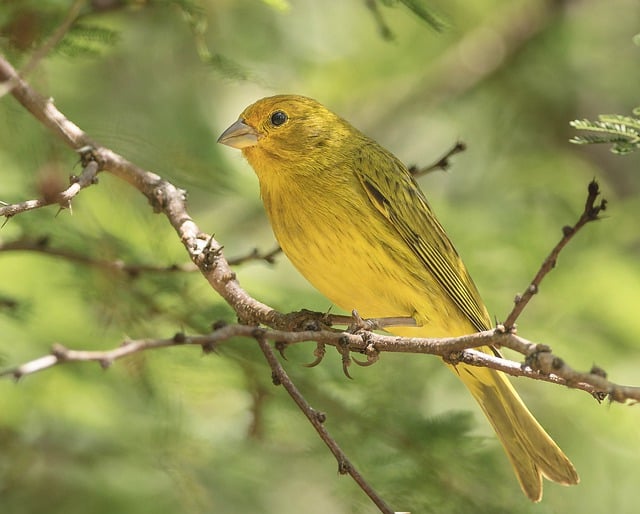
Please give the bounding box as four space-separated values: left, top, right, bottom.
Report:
218 94 579 501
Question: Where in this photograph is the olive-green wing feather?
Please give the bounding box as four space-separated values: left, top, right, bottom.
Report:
354 141 491 332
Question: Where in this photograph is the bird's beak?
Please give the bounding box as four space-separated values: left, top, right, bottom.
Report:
217 119 260 149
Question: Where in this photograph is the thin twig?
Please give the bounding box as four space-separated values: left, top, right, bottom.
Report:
0 236 198 275
409 141 467 177
227 245 282 266
254 335 395 514
0 150 99 220
503 180 607 330
0 238 282 275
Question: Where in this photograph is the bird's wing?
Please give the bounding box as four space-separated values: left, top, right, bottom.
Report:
353 142 491 332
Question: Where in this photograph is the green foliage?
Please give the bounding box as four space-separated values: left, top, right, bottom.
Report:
570 109 640 154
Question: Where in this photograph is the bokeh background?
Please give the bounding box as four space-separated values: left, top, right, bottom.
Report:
1 1 640 513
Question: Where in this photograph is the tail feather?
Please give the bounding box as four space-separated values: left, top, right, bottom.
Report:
455 360 579 502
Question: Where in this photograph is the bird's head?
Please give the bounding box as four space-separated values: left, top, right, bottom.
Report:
218 95 356 175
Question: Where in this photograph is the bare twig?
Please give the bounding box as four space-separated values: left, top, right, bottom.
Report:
503 180 607 330
0 237 282 275
227 245 282 266
408 141 467 177
0 157 99 220
0 236 198 275
0 197 49 224
254 335 394 514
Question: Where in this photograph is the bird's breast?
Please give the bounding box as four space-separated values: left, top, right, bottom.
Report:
260 175 426 321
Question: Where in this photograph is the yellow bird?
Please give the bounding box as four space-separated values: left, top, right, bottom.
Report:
218 94 579 501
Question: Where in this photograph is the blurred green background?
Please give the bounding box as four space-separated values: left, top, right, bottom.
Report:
1 1 639 513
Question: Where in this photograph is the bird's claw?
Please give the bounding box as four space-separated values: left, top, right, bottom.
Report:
337 335 353 379
303 342 326 367
352 343 379 367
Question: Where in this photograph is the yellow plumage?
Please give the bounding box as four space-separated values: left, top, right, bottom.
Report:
218 94 579 501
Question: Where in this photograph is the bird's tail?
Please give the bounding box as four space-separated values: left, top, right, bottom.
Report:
455 358 579 501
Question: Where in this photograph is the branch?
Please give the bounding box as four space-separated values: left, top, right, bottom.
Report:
408 141 466 178
0 54 277 326
3 324 638 403
502 180 607 329
227 245 282 266
0 236 196 275
254 335 395 514
0 157 99 220
0 237 278 275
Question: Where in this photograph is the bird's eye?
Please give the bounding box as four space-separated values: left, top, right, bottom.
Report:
270 110 288 127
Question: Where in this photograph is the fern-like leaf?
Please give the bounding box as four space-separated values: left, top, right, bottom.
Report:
570 109 640 154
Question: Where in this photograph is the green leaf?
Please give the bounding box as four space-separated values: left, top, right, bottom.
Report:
570 110 640 154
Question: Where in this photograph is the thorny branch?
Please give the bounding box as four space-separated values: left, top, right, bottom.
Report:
0 157 99 221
